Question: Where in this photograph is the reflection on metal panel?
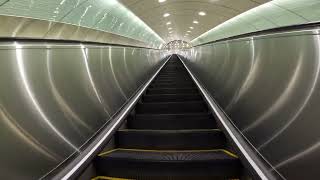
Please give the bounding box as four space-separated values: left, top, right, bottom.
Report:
0 41 165 179
0 0 164 47
0 16 154 48
182 29 320 179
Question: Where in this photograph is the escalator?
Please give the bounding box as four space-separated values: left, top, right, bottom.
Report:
92 55 243 180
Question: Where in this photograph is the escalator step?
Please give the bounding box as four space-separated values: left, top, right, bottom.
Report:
147 88 199 94
95 149 242 180
155 76 190 80
153 79 192 84
128 113 216 130
117 129 225 150
150 83 195 88
142 94 201 103
136 101 207 114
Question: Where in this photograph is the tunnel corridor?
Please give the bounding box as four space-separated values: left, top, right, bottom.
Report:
0 0 320 180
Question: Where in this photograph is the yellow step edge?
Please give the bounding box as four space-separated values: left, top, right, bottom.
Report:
91 176 133 180
98 148 238 158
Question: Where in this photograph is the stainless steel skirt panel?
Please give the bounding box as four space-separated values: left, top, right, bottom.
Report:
0 41 165 179
182 29 320 179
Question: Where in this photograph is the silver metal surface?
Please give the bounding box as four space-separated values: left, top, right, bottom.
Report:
0 16 152 48
181 29 320 179
56 55 171 180
0 41 165 179
179 55 271 180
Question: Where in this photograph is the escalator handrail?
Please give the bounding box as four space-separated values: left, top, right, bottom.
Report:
178 55 282 180
50 55 172 180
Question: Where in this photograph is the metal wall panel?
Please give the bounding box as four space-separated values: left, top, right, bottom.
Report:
0 16 154 48
0 41 165 179
182 29 320 179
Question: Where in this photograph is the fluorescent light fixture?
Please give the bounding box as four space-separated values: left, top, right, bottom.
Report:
166 21 171 25
189 27 194 29
193 20 199 24
187 30 191 33
163 13 170 17
198 11 206 16
159 0 166 3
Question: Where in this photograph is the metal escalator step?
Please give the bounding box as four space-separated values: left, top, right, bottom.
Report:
117 129 225 150
152 81 194 85
135 101 207 114
149 84 195 89
158 74 189 77
153 79 192 84
129 113 216 130
95 149 242 179
150 83 195 88
142 94 201 102
147 88 199 94
154 78 192 82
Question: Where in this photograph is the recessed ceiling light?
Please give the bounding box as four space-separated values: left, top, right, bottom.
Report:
198 11 206 16
166 21 171 25
169 31 172 33
187 30 191 33
168 27 172 30
193 20 199 24
158 0 166 3
163 13 170 17
189 27 194 29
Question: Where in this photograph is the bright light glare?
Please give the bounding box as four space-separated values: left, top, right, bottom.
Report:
163 13 170 17
198 11 206 16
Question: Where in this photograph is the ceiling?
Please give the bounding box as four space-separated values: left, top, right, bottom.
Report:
119 0 270 42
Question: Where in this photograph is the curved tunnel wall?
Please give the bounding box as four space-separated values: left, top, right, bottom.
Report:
192 0 320 46
0 0 164 47
0 41 165 179
182 29 320 179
